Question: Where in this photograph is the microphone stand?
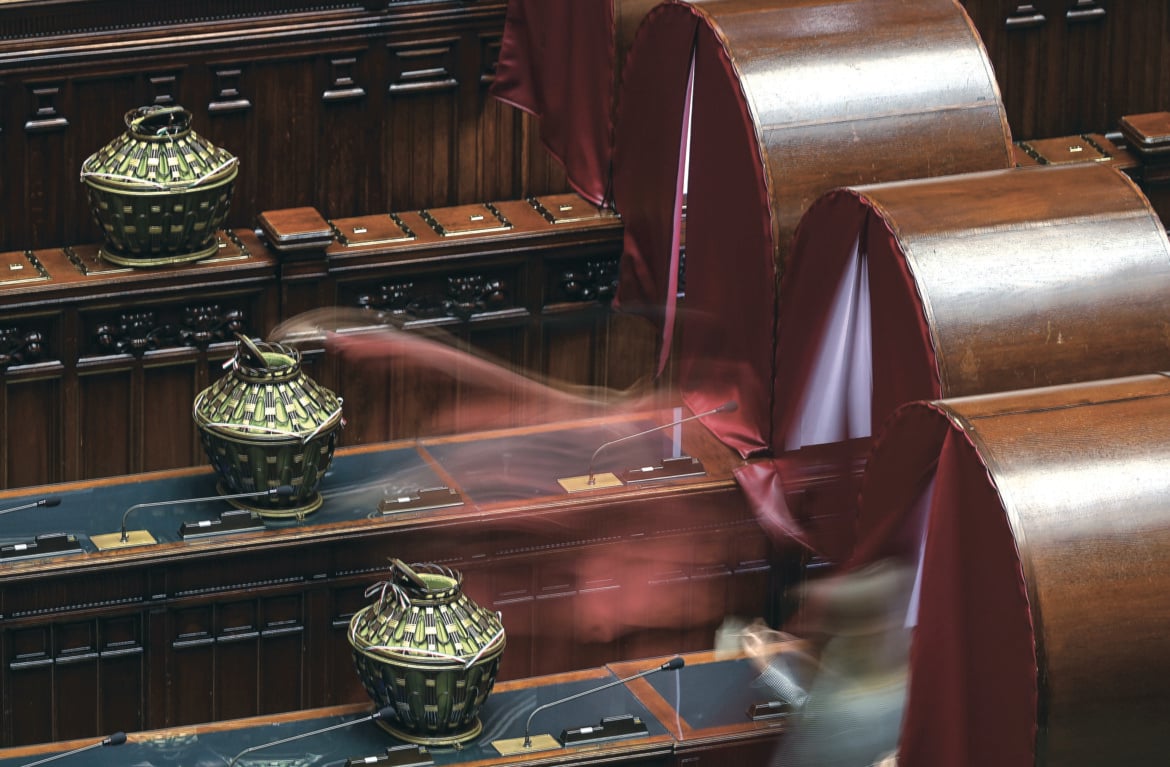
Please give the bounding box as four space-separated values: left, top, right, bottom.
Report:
18 732 126 767
557 402 738 492
492 656 685 756
0 497 62 516
91 486 293 551
226 707 394 767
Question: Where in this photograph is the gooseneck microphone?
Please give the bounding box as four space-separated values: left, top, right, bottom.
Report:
0 497 62 516
117 485 294 543
226 706 394 767
91 485 294 550
585 401 738 486
557 402 738 492
18 731 126 767
493 656 685 755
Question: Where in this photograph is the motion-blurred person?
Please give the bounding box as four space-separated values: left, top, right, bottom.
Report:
741 559 914 767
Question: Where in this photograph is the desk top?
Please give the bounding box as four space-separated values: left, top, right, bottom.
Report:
0 652 784 767
0 411 744 579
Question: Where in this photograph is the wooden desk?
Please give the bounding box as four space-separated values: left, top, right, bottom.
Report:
0 652 783 767
0 413 783 747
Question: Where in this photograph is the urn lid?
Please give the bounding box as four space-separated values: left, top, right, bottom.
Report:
192 335 343 443
349 560 506 665
80 105 238 192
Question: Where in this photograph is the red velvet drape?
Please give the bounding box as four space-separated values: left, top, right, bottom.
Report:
491 0 617 205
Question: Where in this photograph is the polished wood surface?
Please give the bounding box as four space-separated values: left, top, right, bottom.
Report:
856 163 1170 399
868 374 1170 766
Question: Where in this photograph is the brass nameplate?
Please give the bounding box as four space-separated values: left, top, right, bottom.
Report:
491 734 561 756
91 529 158 551
557 472 623 493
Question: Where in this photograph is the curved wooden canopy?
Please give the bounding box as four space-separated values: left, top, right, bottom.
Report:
611 0 1013 455
854 374 1170 767
774 162 1170 452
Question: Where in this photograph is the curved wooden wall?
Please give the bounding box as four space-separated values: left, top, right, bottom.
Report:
774 162 1170 450
856 374 1170 766
612 0 1014 456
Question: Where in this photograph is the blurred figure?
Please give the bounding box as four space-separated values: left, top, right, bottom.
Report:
741 559 914 767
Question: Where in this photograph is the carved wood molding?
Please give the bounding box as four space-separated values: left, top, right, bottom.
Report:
554 256 620 305
23 85 68 133
93 304 247 357
1006 3 1047 29
354 273 514 321
0 327 47 373
323 56 366 103
1066 0 1105 23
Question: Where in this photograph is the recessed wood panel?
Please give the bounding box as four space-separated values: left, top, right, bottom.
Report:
78 368 135 480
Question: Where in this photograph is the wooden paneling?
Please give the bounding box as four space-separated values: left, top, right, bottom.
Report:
0 2 569 253
963 0 1170 139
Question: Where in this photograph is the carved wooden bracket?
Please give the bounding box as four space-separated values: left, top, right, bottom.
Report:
0 328 47 372
387 39 459 95
354 275 512 321
24 85 69 133
95 305 248 357
480 35 502 85
556 257 620 304
209 67 251 114
323 57 366 103
180 305 246 349
357 282 415 313
149 73 179 106
1066 0 1105 23
1006 3 1047 29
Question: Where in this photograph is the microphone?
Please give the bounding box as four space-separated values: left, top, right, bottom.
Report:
91 486 293 551
492 656 685 756
18 731 126 767
557 402 739 492
0 497 62 516
226 706 394 767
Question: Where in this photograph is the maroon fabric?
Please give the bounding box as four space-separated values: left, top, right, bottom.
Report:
674 18 776 457
491 0 617 205
771 191 871 447
612 3 699 317
771 190 941 448
734 436 872 563
865 215 940 433
854 403 1038 767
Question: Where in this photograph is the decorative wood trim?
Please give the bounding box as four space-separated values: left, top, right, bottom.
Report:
322 56 366 103
208 67 251 114
1006 3 1047 29
386 38 459 95
23 85 68 133
148 72 179 106
1066 0 1105 23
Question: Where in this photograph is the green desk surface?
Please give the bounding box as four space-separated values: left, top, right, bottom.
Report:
0 652 788 767
0 418 683 567
0 666 681 767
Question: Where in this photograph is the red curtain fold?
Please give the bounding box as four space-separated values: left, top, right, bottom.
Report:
673 21 777 457
612 4 700 316
491 0 617 205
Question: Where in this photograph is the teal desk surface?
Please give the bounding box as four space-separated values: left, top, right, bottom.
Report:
0 652 785 767
0 413 725 573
